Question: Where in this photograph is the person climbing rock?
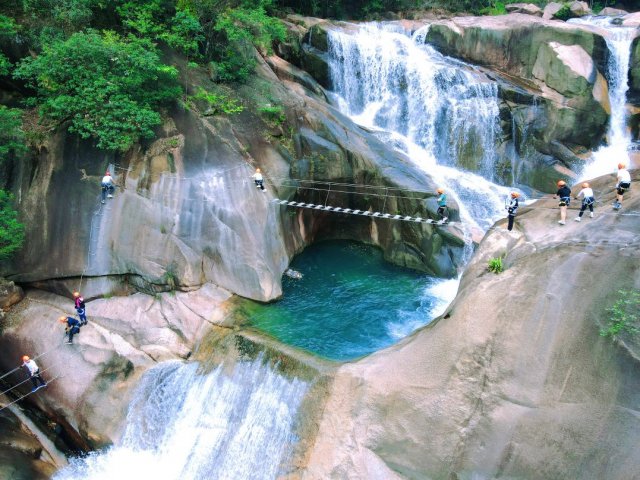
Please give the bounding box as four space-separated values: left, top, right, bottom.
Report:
554 180 571 225
506 192 519 231
59 316 81 344
73 291 87 326
614 162 631 210
574 182 595 221
253 168 265 191
21 355 47 392
101 171 115 204
436 188 448 222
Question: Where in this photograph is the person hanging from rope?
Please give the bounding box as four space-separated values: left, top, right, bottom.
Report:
574 182 595 221
59 316 81 345
101 170 115 204
554 180 571 225
436 188 448 222
253 168 265 191
506 191 519 231
73 291 87 326
614 162 631 210
21 355 47 392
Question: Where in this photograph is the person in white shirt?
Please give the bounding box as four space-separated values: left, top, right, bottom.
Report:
101 171 115 204
252 168 265 191
574 182 595 221
21 355 47 391
614 162 631 210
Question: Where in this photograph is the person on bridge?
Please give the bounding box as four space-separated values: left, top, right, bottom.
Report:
73 291 87 326
436 188 448 222
253 168 265 191
614 162 631 210
21 355 47 392
59 316 81 344
101 171 115 204
574 182 595 221
554 180 571 225
506 192 519 231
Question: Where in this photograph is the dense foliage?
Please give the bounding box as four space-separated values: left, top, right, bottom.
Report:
0 190 25 261
0 106 26 162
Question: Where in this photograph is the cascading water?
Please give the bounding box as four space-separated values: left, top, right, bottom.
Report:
327 23 512 230
54 358 308 480
570 17 638 180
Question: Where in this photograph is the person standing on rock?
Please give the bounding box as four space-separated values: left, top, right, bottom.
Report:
21 355 47 392
436 188 448 222
73 291 87 326
253 168 265 191
59 316 81 345
614 162 631 210
506 192 519 231
554 180 571 225
574 182 595 221
101 171 115 204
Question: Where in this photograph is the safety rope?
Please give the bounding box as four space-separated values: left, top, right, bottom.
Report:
0 344 63 382
0 363 60 397
0 374 64 413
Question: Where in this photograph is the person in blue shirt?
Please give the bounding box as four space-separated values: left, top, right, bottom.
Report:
59 316 81 344
436 188 448 222
506 192 519 231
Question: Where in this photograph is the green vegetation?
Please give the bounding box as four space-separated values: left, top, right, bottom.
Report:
600 290 640 339
259 104 286 124
487 257 504 274
191 88 245 115
554 4 573 21
0 191 25 261
0 106 26 162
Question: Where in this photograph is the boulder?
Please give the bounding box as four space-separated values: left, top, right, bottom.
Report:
623 12 640 27
543 2 563 20
0 278 23 309
570 1 592 17
600 7 628 16
303 171 640 479
505 3 543 16
631 37 640 101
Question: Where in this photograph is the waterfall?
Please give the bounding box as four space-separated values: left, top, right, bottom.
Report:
570 17 637 180
327 23 512 231
54 358 308 480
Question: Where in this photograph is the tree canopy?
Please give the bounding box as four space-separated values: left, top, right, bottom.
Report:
0 190 25 261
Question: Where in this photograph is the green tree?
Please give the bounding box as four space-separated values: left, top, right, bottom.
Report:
0 106 26 162
0 190 25 261
0 15 19 75
14 30 181 151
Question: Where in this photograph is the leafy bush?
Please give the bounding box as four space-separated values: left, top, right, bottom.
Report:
259 104 285 124
0 190 25 261
487 257 503 274
600 290 640 339
0 106 26 162
14 31 181 152
554 4 573 21
479 1 507 15
191 88 244 115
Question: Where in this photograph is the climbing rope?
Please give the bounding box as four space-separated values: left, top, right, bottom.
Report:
0 374 64 413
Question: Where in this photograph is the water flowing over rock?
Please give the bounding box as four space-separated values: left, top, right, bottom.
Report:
303 171 640 479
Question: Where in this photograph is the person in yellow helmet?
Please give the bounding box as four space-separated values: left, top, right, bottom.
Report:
574 182 595 221
614 162 631 210
436 188 448 222
252 168 265 191
21 355 47 392
553 180 571 225
59 316 81 344
506 192 519 231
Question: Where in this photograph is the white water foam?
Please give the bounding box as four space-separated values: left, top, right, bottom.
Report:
54 359 308 480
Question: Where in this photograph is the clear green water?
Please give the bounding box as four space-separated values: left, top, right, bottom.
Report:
246 241 458 361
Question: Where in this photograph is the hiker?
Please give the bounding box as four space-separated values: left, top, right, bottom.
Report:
73 291 87 326
574 182 595 221
21 355 47 392
436 188 448 221
614 162 631 210
59 316 81 345
101 171 115 204
253 168 265 191
506 192 519 231
554 180 571 225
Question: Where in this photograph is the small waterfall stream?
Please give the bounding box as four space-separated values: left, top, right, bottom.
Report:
327 23 512 231
54 358 308 480
570 17 637 180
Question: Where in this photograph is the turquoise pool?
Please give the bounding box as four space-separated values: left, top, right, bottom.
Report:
246 241 457 361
